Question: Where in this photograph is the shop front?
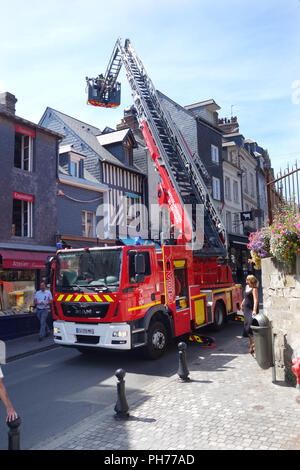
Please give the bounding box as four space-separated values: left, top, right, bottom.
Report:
228 235 250 287
0 249 54 340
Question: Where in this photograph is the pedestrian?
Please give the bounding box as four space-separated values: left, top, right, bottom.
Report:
34 281 52 342
0 366 18 422
241 274 259 356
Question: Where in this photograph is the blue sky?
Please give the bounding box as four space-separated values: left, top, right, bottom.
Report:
1 0 299 175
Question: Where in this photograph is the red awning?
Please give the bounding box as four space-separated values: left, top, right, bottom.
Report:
0 250 53 270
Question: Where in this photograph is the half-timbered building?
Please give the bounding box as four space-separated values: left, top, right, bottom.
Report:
39 108 147 247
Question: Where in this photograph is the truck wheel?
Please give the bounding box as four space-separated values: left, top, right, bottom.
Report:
213 302 226 331
144 321 167 360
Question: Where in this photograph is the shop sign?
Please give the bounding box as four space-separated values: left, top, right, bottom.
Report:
13 192 34 203
2 259 45 269
240 211 253 221
14 124 36 138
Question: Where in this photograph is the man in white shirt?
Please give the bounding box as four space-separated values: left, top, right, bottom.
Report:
0 366 18 422
34 281 53 341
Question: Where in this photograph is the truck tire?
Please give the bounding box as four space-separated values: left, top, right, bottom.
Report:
213 302 226 331
143 321 167 360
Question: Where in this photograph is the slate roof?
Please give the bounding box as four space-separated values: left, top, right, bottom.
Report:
39 107 142 173
97 128 137 147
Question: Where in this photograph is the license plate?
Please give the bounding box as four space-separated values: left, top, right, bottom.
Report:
76 328 95 335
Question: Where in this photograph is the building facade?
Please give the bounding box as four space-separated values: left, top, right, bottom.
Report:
39 108 147 246
0 92 61 339
220 117 269 293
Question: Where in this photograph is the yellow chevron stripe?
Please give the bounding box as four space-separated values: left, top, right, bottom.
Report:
103 295 114 302
83 294 92 302
65 295 73 302
57 294 64 301
94 295 103 302
74 294 83 302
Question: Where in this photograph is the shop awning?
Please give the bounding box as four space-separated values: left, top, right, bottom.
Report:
0 250 53 270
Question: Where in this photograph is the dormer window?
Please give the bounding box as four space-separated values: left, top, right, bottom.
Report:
124 140 133 166
67 152 84 178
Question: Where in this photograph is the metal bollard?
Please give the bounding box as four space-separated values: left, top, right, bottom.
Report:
114 369 129 420
7 416 22 450
177 342 190 382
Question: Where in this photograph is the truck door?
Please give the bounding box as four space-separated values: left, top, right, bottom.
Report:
173 259 191 336
127 250 157 318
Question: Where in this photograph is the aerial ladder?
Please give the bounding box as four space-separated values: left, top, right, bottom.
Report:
86 38 227 257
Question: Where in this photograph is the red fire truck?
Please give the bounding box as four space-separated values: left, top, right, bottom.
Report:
49 39 243 358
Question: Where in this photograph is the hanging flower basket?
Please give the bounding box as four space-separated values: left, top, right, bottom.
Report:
248 213 300 268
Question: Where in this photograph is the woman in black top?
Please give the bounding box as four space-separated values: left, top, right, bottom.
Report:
241 275 259 355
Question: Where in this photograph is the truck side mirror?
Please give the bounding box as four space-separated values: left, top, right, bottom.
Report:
45 256 56 285
135 253 145 274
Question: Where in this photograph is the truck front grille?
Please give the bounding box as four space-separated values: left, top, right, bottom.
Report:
75 335 100 345
61 302 110 319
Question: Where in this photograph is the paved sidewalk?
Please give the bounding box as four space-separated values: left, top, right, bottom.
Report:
31 333 300 451
4 333 57 362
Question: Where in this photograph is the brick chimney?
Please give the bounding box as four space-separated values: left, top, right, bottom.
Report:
116 106 142 138
218 116 239 134
0 92 17 115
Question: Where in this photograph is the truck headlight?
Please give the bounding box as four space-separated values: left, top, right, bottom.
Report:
112 330 128 338
54 327 61 335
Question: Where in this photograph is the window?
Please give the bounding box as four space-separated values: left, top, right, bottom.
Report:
69 155 84 178
228 150 238 164
211 145 219 164
56 249 122 291
224 177 231 200
174 260 189 308
212 177 221 201
233 213 240 233
243 168 248 194
226 211 232 232
0 269 36 316
70 161 78 177
233 180 239 203
82 211 95 238
14 133 33 171
126 196 136 226
250 173 255 197
124 141 133 166
128 251 151 283
12 199 33 237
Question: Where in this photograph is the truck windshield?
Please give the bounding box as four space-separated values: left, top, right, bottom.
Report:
55 249 122 292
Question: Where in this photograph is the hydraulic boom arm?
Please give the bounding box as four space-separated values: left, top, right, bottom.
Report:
87 38 227 256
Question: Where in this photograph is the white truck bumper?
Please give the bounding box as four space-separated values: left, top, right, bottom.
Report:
53 320 132 350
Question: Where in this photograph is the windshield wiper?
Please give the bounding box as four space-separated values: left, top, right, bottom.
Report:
68 284 85 292
85 284 110 292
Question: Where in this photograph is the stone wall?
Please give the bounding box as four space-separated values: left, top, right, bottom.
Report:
262 256 300 385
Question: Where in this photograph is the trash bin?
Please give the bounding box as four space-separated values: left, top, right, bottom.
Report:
251 313 273 370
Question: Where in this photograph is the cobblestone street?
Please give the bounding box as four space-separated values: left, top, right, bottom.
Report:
32 333 300 451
